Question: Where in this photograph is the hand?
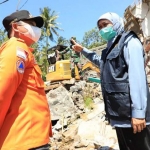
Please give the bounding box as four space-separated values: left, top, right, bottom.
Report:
131 118 146 134
70 39 84 52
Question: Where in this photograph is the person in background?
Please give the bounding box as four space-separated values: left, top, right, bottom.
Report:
57 37 82 78
0 10 52 150
71 12 150 150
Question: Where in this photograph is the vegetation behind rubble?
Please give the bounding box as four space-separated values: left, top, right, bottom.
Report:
0 7 105 80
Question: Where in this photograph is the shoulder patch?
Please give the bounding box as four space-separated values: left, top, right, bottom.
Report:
17 47 27 60
16 60 25 74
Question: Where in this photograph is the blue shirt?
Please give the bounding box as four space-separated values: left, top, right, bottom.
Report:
81 35 150 127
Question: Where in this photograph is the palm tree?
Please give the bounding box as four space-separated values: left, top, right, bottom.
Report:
40 7 62 48
39 7 62 80
57 36 68 45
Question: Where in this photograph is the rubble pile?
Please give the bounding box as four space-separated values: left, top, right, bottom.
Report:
46 81 119 150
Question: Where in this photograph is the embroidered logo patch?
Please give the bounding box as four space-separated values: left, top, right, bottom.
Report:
17 60 25 74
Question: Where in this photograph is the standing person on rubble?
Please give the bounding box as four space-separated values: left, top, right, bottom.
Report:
0 10 52 150
71 12 150 150
57 37 82 78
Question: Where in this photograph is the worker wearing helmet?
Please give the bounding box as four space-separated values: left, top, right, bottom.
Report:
57 37 82 78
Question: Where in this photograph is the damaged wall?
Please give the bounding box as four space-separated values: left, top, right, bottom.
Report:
124 0 150 42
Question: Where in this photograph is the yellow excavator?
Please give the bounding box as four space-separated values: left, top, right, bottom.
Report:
44 44 100 91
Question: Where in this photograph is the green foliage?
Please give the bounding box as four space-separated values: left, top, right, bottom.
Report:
82 27 106 49
83 84 94 110
0 29 8 46
34 45 49 81
0 7 107 82
57 36 68 45
32 43 42 63
64 52 70 60
38 7 62 80
40 7 62 42
84 97 93 109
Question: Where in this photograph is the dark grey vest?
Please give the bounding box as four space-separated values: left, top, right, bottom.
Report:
100 31 139 121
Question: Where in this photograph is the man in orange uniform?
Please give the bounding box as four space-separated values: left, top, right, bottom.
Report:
0 10 52 150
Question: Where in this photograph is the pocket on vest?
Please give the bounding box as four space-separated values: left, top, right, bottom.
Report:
106 92 131 118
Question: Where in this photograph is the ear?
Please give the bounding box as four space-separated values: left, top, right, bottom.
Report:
12 23 19 32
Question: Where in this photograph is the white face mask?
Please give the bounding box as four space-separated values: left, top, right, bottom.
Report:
16 21 41 42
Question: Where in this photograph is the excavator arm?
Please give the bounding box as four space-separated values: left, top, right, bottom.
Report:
82 61 100 73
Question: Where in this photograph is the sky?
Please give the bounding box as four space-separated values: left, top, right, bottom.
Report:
0 0 134 45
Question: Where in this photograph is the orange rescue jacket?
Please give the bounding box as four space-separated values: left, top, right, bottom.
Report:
0 37 52 150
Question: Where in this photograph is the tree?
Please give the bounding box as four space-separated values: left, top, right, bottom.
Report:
40 7 62 47
81 27 106 49
39 7 62 80
0 28 8 46
57 36 68 45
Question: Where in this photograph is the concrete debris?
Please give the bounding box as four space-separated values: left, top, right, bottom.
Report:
47 79 119 150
